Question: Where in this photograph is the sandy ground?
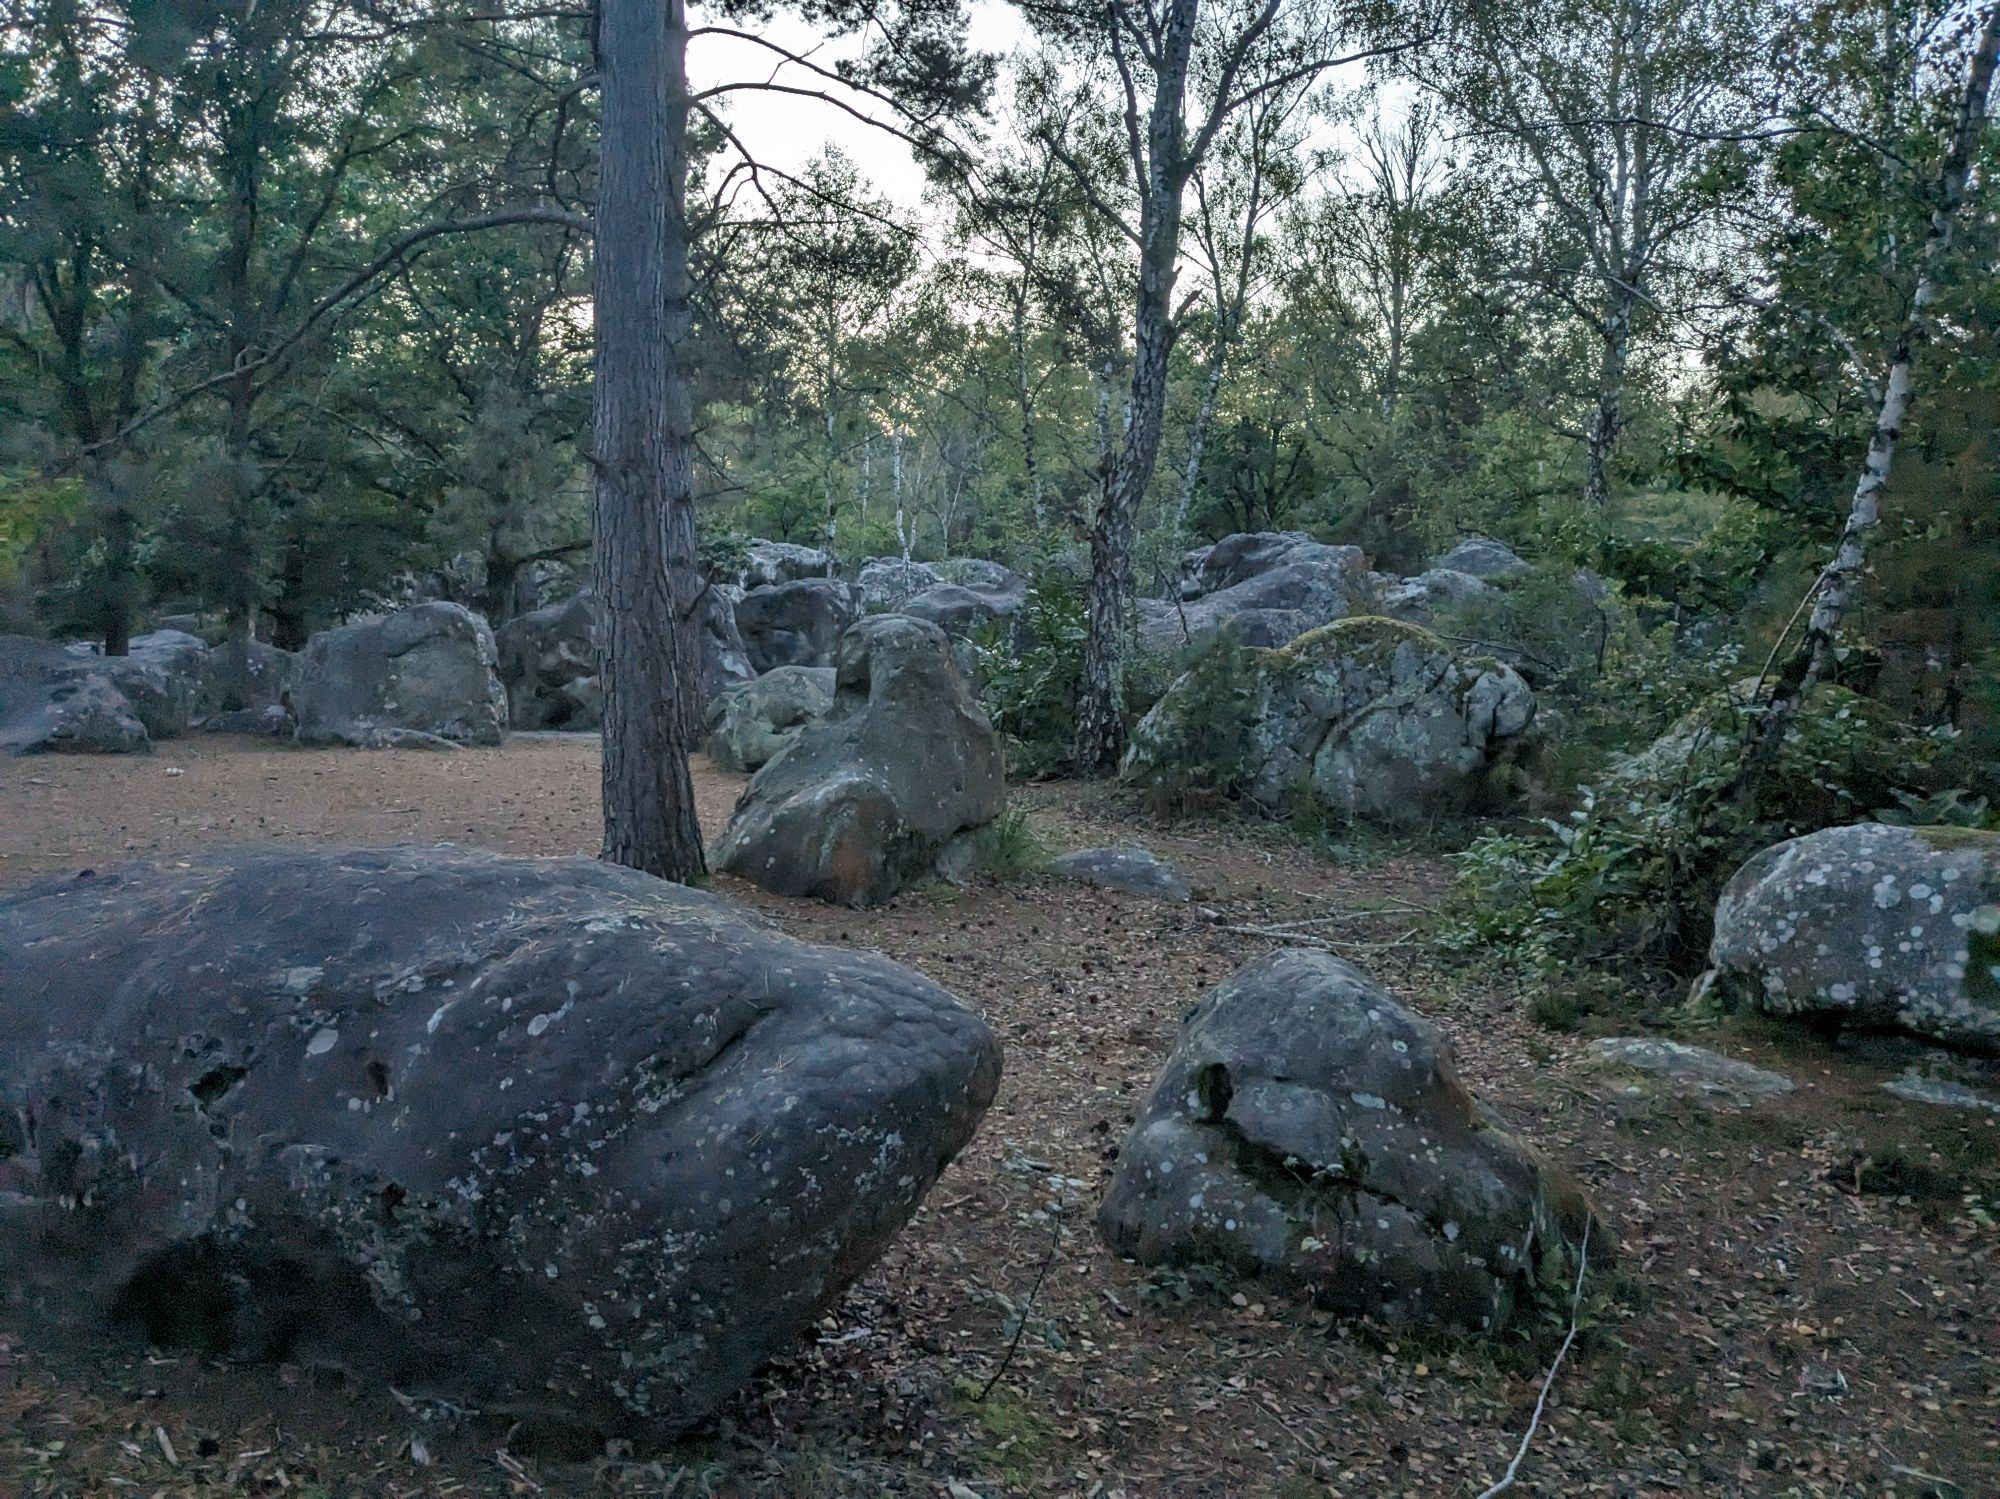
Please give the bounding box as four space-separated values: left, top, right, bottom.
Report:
1 736 1996 1498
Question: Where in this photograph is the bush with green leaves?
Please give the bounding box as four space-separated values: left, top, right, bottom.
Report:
1448 683 1961 980
967 581 1087 776
1119 632 1264 814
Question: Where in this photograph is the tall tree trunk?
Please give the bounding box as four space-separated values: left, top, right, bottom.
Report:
1172 348 1227 538
1737 4 1999 801
1075 0 1199 773
1012 286 1045 528
592 0 706 881
1583 280 1636 509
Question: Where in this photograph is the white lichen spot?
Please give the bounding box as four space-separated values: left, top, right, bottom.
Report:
305 1027 339 1057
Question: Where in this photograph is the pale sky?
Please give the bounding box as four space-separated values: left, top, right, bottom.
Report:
688 1 1032 214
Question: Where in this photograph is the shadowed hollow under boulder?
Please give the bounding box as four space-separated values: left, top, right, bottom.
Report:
0 844 1001 1439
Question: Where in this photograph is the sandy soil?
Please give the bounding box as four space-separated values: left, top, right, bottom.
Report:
1 736 1995 1498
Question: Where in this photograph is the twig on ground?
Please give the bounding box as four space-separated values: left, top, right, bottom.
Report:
1475 1218 1594 1499
972 1210 1062 1403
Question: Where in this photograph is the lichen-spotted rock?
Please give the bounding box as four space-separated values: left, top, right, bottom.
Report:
1701 823 2000 1055
715 615 1006 906
0 845 1000 1437
1121 618 1533 826
1098 950 1596 1332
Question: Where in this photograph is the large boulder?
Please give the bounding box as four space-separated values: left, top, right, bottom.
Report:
1100 950 1596 1332
293 602 507 747
1698 823 2000 1055
1375 568 1496 627
1432 536 1528 579
496 593 597 730
856 557 941 614
716 615 1007 906
497 589 751 732
696 583 757 704
62 630 211 739
1145 533 1369 652
704 664 835 772
0 635 150 754
740 539 833 589
900 576 1027 639
0 845 1000 1438
735 578 861 673
1123 618 1534 825
201 635 296 721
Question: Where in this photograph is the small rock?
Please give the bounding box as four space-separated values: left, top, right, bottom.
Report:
1050 846 1191 902
1881 1070 2000 1113
1585 1038 1795 1109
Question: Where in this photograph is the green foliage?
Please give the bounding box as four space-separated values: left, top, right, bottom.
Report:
968 581 1087 775
1123 634 1264 813
968 809 1049 878
1449 685 1957 978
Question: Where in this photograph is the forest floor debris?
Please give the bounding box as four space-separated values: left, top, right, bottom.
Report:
2 736 1995 1497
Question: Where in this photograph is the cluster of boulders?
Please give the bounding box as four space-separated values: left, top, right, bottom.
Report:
3 602 514 755
2 627 295 754
715 615 1007 906
1124 616 1535 825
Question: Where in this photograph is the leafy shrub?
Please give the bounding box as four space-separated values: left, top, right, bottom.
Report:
968 581 1087 776
1428 563 1625 709
1121 633 1264 814
1449 683 1957 979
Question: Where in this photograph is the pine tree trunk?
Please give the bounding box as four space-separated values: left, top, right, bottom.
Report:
1075 0 1199 773
592 0 706 881
1737 4 1999 801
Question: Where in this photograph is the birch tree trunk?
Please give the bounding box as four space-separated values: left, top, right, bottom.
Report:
1074 0 1200 773
1737 3 1999 801
1173 351 1227 536
1013 285 1045 528
1583 279 1637 509
592 0 707 880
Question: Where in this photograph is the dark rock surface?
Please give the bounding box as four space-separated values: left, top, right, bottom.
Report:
0 844 1001 1437
735 579 861 673
0 635 151 754
1049 846 1191 901
1099 950 1596 1332
704 664 835 772
293 603 507 747
716 616 1007 906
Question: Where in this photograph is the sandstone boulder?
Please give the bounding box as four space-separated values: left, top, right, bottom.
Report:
856 557 941 613
735 578 860 673
704 664 835 772
716 616 1007 906
1433 536 1528 579
1100 950 1595 1331
293 603 507 747
1123 618 1533 826
0 845 1000 1437
0 635 151 754
1699 823 2000 1054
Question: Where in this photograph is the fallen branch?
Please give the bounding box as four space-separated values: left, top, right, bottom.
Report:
1475 1217 1594 1499
971 1210 1062 1403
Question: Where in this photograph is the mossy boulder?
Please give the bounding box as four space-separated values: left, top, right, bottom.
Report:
1122 617 1533 826
1699 822 2000 1054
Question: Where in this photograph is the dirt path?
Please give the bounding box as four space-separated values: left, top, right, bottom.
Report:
2 739 1995 1497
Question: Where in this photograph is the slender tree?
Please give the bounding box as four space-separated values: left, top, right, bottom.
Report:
1736 1 1999 798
